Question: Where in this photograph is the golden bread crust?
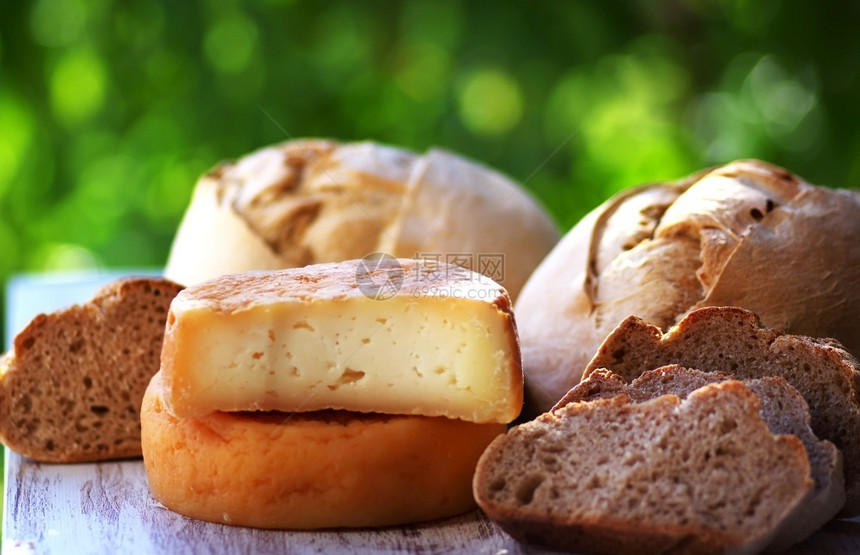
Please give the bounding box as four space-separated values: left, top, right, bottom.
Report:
142 372 505 529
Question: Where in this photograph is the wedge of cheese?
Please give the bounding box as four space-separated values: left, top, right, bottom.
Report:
161 258 523 423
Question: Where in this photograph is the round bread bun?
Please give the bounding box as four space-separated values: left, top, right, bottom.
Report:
515 160 860 414
163 139 559 300
141 372 505 529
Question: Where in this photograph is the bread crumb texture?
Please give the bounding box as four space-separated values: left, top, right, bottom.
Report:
561 365 844 550
585 306 860 515
0 277 183 462
474 381 813 554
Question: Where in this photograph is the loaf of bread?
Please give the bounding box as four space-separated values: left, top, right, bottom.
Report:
584 306 860 515
561 365 844 550
0 277 183 462
474 381 815 554
515 160 860 413
164 139 560 299
142 372 504 529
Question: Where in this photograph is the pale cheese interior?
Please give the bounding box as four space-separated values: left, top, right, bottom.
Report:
164 293 521 423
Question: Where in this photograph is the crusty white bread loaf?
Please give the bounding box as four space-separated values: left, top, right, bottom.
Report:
584 306 860 515
515 160 860 413
474 381 815 554
560 365 844 550
142 372 505 529
0 277 183 462
164 139 560 299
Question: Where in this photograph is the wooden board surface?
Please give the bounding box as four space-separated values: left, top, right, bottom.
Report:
3 453 530 555
4 272 860 554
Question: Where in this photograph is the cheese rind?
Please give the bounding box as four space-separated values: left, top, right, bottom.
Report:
161 259 523 423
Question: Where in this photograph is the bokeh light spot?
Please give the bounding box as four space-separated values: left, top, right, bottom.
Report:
689 92 757 162
49 48 107 126
458 68 524 136
145 158 201 226
36 243 102 272
544 48 694 193
726 0 782 35
543 70 590 142
0 94 34 198
30 0 88 47
312 5 373 88
746 56 817 136
0 220 19 276
203 14 258 75
400 0 463 50
394 43 451 101
114 3 165 50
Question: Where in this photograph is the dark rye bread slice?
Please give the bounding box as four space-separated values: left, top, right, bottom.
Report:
560 366 845 550
0 277 183 462
474 381 814 554
582 306 860 515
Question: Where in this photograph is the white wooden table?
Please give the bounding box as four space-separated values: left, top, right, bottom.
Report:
3 272 860 554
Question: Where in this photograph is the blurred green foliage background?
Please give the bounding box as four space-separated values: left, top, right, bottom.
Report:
2 0 860 336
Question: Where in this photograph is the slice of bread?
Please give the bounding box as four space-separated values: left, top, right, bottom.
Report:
560 366 844 550
0 277 183 462
474 381 814 554
583 306 860 514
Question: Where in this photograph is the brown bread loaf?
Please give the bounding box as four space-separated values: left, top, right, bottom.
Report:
0 277 183 462
515 160 860 413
